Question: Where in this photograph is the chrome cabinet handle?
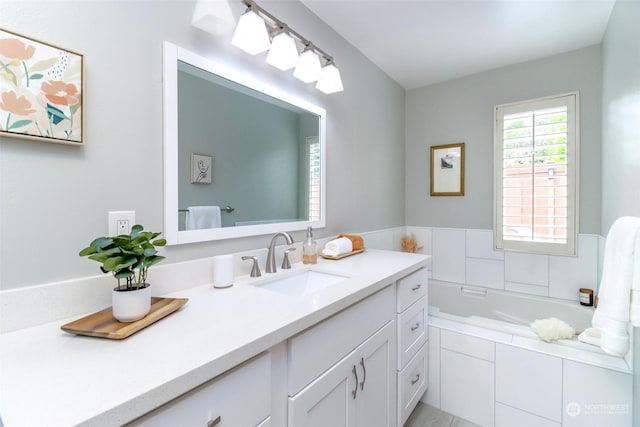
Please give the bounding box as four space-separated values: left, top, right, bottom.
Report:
410 322 420 331
207 416 221 427
352 365 358 399
359 357 366 391
411 373 421 385
411 284 421 291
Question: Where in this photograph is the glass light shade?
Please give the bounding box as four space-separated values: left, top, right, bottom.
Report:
231 10 271 55
191 0 242 36
293 50 322 83
316 63 344 94
266 32 299 71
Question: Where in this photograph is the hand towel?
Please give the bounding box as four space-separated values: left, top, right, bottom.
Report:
322 237 353 257
337 234 365 251
589 216 640 356
186 206 221 230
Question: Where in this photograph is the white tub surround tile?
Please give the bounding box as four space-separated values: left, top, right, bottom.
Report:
549 234 599 300
432 228 466 283
465 229 504 260
406 226 433 256
466 258 505 290
504 281 549 297
505 252 549 286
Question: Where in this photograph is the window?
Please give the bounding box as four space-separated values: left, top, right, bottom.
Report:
306 136 321 221
494 92 579 256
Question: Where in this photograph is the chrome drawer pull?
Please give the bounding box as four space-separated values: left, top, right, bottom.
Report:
411 374 421 385
208 416 221 427
359 357 366 391
410 322 420 331
352 365 358 399
411 284 421 291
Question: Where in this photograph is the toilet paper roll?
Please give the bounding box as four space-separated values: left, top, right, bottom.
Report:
213 254 234 289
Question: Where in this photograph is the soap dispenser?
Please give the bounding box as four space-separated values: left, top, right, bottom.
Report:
303 226 318 265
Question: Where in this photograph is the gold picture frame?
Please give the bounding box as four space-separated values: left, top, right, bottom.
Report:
0 28 84 145
430 142 465 196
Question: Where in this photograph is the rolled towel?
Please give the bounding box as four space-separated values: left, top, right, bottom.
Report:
338 234 365 251
322 237 353 257
531 318 575 342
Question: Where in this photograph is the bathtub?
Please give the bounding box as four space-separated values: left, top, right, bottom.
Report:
426 280 633 427
428 279 632 363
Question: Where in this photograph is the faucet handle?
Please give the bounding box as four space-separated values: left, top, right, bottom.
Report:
242 256 261 277
281 248 296 270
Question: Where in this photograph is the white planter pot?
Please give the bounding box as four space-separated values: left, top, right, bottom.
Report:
112 285 151 322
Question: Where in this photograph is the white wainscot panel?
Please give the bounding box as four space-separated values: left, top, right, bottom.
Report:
466 258 504 290
496 344 562 422
432 228 466 284
496 403 560 427
465 229 504 260
562 359 632 427
423 326 440 409
405 227 433 258
441 349 494 427
504 252 549 286
549 234 598 301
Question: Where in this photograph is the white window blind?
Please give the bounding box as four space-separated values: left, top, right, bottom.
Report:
306 136 321 221
494 92 579 256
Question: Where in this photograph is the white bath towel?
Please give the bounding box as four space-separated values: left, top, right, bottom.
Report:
580 216 640 356
322 237 353 257
185 206 221 230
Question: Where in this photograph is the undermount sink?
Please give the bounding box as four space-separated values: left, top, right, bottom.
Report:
251 269 348 297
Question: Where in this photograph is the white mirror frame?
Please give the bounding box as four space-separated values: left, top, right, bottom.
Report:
163 42 326 245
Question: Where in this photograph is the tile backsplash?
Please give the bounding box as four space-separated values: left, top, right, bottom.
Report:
405 226 601 303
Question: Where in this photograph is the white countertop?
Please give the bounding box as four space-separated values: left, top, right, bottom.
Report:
0 249 428 427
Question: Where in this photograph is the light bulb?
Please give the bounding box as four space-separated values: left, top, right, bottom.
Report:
266 32 299 71
231 9 271 55
293 49 322 83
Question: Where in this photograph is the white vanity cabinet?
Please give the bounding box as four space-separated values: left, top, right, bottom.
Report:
395 268 428 426
127 352 271 427
287 285 397 427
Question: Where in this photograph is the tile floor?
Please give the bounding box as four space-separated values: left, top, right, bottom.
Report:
404 402 480 427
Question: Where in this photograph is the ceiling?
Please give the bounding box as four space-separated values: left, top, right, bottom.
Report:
299 0 616 90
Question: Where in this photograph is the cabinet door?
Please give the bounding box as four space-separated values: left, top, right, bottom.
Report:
355 321 396 427
288 347 355 427
289 322 396 427
129 353 270 427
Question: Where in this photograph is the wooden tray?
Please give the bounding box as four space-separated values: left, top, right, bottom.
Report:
61 297 188 340
320 248 365 260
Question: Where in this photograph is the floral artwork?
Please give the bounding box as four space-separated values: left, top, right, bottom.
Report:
0 28 83 145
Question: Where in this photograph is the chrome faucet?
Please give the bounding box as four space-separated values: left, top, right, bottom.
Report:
266 232 294 273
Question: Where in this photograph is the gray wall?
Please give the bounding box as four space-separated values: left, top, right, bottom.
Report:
599 1 640 423
0 0 406 290
405 46 602 233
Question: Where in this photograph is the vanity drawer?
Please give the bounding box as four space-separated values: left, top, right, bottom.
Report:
397 295 427 370
398 342 428 427
396 268 428 312
129 352 270 427
288 285 395 395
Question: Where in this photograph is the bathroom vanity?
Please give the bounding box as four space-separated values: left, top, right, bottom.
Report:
0 249 429 427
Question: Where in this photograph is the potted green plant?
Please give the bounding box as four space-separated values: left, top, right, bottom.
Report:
79 224 166 322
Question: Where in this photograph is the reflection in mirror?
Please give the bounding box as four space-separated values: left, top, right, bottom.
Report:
163 42 326 245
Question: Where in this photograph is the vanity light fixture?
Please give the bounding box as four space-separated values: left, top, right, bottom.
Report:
227 0 343 94
316 61 344 94
265 26 299 71
293 46 322 83
231 6 271 55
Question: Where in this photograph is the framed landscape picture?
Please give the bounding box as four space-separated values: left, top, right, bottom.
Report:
430 142 465 196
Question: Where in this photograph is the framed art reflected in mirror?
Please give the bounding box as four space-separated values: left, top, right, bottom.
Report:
430 142 465 196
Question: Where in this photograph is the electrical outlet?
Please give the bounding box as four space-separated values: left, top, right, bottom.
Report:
108 211 135 236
